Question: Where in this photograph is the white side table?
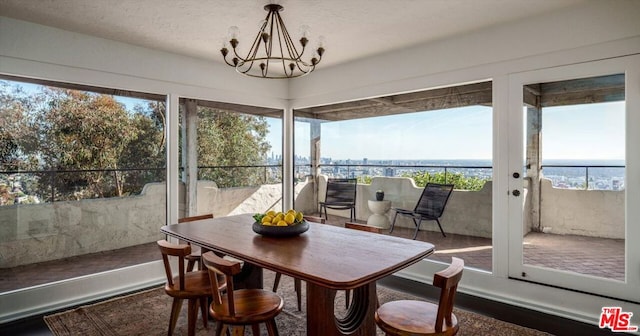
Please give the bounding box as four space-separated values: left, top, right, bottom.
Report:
367 200 392 229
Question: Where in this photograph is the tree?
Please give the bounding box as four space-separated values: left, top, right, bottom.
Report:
0 81 41 171
196 107 272 188
31 88 143 199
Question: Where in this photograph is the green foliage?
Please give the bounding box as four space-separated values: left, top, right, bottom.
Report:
1 80 276 204
402 171 488 191
357 175 372 185
196 107 272 188
0 82 166 202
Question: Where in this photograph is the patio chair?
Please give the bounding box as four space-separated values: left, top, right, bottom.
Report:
202 251 284 336
375 257 464 336
390 183 454 239
319 178 357 222
178 214 214 271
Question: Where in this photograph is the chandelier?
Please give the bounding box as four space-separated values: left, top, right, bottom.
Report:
220 4 325 79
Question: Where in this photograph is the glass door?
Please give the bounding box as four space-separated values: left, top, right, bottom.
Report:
507 55 640 302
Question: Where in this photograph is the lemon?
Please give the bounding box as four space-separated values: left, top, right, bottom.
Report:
271 216 280 225
284 213 295 224
295 212 303 222
267 210 276 217
276 220 288 226
261 216 273 224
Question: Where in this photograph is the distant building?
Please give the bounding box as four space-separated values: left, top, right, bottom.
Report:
384 167 395 177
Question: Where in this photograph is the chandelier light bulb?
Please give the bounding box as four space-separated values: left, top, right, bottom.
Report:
227 26 239 40
299 25 311 38
317 35 326 48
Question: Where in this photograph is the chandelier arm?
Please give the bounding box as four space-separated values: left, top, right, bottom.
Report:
271 13 292 77
235 20 267 75
262 9 279 77
223 57 239 67
276 13 303 62
274 12 310 75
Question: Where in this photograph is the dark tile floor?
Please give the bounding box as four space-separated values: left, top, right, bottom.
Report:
0 214 624 292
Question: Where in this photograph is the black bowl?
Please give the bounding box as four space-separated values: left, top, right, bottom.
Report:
252 220 309 237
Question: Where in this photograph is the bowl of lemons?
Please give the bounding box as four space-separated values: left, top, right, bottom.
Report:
252 209 309 237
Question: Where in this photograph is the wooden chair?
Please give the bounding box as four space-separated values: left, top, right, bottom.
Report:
178 214 214 271
157 239 215 336
272 215 325 311
390 183 454 239
344 222 382 309
375 257 465 336
202 251 284 336
319 178 357 221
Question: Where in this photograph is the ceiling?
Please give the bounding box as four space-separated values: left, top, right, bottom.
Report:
0 0 587 71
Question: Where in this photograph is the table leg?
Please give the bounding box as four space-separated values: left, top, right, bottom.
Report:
306 281 378 336
234 262 263 289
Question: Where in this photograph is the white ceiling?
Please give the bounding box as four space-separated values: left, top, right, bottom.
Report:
0 0 586 70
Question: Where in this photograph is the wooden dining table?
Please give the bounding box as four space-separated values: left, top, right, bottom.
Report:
161 213 434 336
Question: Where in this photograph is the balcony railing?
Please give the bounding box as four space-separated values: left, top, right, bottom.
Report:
0 164 283 204
296 163 492 189
0 167 165 204
0 163 624 206
540 164 625 190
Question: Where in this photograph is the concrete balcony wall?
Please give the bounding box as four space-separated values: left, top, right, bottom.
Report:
1 176 623 268
193 177 313 217
193 181 282 217
0 183 166 268
317 176 494 238
539 178 624 239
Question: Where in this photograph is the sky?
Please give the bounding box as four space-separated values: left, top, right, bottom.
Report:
6 81 626 162
278 101 624 161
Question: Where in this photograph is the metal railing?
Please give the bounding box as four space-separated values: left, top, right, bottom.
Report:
196 164 282 187
0 167 165 203
540 164 625 190
0 164 283 204
310 163 493 184
1 163 623 205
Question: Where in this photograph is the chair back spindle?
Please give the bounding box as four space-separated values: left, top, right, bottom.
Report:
157 239 191 290
434 257 464 332
202 252 283 335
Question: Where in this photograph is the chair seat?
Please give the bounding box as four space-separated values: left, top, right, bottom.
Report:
375 300 459 336
164 270 212 299
209 289 284 324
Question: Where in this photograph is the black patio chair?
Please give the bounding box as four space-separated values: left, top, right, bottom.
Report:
390 183 454 240
319 178 357 222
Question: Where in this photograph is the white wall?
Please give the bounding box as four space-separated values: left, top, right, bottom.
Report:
290 1 640 106
1 0 640 329
0 17 288 107
539 179 625 238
